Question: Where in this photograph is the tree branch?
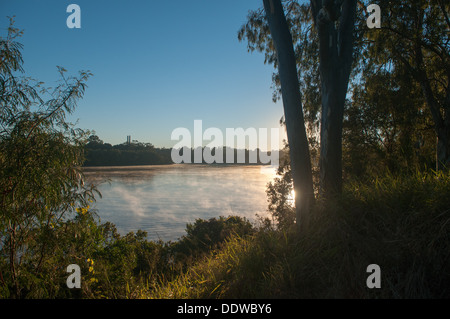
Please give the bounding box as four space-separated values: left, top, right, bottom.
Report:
310 0 320 25
437 0 450 30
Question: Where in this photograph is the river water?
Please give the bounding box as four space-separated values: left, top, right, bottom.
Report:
83 164 277 241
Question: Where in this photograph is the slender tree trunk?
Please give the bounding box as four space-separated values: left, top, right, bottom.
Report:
417 68 450 170
413 30 450 171
9 223 20 298
437 127 450 170
436 75 450 170
310 0 357 196
263 0 315 232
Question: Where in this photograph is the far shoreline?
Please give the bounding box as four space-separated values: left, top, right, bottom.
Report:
82 162 276 171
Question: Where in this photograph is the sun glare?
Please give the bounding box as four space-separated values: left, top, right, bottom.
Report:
288 189 295 206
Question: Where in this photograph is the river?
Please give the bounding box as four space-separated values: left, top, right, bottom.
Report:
83 164 277 241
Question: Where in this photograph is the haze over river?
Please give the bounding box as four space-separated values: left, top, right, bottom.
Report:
83 164 277 241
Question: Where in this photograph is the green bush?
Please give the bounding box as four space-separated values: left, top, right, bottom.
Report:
0 18 98 298
174 216 254 260
67 215 255 299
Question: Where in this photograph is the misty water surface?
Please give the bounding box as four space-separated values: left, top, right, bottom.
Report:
83 164 277 241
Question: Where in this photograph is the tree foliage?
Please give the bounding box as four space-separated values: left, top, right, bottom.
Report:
84 135 172 166
0 17 100 298
373 0 450 170
240 1 448 227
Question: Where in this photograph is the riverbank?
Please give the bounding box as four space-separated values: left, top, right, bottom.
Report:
6 170 450 298
2 171 449 298
149 171 450 298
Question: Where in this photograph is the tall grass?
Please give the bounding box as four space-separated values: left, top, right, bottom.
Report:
148 170 450 298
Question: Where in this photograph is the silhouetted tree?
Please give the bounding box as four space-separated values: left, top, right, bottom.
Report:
262 0 315 232
310 0 357 195
373 0 450 170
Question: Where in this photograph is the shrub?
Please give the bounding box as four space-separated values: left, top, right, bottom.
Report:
0 18 98 298
172 216 255 263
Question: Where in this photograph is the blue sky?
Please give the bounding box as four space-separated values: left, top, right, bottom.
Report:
1 0 286 148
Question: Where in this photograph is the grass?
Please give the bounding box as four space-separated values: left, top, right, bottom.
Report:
2 170 449 298
146 170 450 299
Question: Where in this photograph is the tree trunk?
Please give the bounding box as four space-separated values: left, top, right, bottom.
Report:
263 0 315 232
419 70 450 171
319 66 347 195
310 0 357 196
437 127 450 170
413 36 450 171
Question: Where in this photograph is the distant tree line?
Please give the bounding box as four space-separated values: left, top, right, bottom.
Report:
84 135 172 166
84 135 282 166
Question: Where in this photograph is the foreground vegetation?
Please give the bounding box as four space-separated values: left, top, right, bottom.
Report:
1 170 449 298
156 171 450 299
2 3 450 299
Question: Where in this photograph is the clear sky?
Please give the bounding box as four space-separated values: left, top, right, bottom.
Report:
1 0 286 148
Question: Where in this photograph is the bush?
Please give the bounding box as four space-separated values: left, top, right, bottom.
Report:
0 18 98 298
60 215 254 299
175 216 254 257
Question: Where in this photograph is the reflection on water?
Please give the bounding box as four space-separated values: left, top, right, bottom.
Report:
83 164 277 241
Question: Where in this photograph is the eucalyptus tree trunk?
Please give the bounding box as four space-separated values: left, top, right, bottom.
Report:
417 69 450 171
263 0 315 232
310 0 357 196
436 127 450 170
412 21 450 171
